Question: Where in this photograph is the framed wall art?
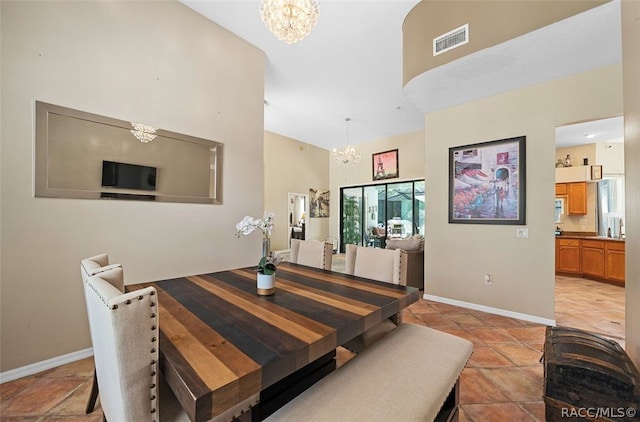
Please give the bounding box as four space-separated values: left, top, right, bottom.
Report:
449 136 526 225
591 165 602 180
372 149 399 181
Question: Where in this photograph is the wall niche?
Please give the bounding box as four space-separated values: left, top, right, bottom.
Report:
35 101 223 204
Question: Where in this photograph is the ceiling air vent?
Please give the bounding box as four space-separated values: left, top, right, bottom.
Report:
433 24 469 56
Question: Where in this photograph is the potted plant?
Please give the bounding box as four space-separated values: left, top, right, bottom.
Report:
236 211 278 295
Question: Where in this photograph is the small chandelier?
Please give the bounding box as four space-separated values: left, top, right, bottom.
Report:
332 118 361 165
260 0 320 45
130 122 157 143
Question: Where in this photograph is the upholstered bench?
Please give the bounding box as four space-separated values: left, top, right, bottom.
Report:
265 323 474 421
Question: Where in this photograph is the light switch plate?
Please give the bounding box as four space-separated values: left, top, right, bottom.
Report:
516 228 528 238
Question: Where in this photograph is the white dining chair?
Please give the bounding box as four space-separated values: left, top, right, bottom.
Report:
82 266 258 421
289 239 333 270
80 253 123 291
343 244 408 353
80 253 123 414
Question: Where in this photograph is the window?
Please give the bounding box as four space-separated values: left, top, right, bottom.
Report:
339 179 424 252
598 175 625 238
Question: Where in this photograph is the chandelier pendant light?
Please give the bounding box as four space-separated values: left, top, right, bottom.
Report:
260 0 320 45
130 122 157 143
332 118 361 165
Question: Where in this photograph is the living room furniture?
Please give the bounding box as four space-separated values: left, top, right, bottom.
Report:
289 239 333 270
265 323 474 422
290 222 305 240
125 262 420 421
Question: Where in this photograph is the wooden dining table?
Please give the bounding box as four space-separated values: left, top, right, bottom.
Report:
127 261 420 421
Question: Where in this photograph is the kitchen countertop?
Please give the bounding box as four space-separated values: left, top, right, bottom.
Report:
556 233 625 242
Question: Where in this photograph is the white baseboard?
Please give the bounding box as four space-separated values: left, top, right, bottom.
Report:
0 347 94 384
423 293 556 327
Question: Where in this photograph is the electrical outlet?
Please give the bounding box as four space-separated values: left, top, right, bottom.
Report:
516 228 528 238
484 273 492 285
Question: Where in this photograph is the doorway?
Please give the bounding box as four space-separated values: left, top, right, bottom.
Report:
339 179 425 253
554 116 625 336
288 192 308 248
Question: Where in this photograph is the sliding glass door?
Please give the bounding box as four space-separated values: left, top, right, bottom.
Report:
341 187 363 248
339 179 425 252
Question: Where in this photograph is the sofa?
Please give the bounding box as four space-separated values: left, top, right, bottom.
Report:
385 235 424 290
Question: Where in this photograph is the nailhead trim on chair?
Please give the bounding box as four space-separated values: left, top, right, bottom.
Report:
149 289 158 419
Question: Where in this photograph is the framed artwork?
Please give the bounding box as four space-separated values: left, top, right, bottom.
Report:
449 136 526 225
309 188 330 218
372 149 399 181
591 165 602 180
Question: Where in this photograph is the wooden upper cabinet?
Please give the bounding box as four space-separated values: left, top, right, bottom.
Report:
566 182 587 215
555 182 587 215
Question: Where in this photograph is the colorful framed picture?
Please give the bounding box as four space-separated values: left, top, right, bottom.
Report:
372 149 399 181
449 136 526 225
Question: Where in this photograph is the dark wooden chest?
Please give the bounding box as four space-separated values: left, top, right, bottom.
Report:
543 326 640 421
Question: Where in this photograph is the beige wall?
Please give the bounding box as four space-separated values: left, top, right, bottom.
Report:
595 142 625 175
402 0 606 85
0 1 265 372
421 64 622 321
328 131 425 243
556 144 597 170
263 131 330 251
621 0 640 367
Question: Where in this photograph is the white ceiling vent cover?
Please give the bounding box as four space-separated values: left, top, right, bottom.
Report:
433 24 469 56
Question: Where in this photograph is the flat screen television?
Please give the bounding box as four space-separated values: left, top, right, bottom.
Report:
101 160 157 191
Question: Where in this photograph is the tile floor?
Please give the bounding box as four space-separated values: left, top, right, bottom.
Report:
0 275 626 421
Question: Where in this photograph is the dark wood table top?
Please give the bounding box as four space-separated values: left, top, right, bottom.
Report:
128 262 419 421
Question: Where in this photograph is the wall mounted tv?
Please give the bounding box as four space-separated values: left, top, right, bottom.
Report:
101 160 157 191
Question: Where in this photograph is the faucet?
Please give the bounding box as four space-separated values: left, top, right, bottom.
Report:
619 219 624 239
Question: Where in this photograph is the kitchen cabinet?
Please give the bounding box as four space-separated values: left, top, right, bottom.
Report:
557 238 581 275
555 237 625 286
555 182 587 215
566 182 587 215
605 241 625 285
581 239 605 278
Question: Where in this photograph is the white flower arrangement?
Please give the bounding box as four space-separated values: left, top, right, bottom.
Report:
235 211 278 274
235 211 275 238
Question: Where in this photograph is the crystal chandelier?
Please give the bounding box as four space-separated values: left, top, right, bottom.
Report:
332 118 361 165
260 0 320 45
130 122 157 143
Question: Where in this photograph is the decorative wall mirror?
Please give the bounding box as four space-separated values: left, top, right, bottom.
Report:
35 101 223 204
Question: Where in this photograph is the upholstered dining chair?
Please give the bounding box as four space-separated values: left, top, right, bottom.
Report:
289 239 333 270
80 253 123 414
83 266 164 421
342 244 408 353
82 266 258 421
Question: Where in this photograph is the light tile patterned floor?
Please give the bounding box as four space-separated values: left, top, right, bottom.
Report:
0 275 626 421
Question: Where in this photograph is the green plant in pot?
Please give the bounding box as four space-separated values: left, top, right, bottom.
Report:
235 211 278 295
258 256 277 275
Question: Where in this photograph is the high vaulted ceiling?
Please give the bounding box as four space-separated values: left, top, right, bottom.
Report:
181 0 622 150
